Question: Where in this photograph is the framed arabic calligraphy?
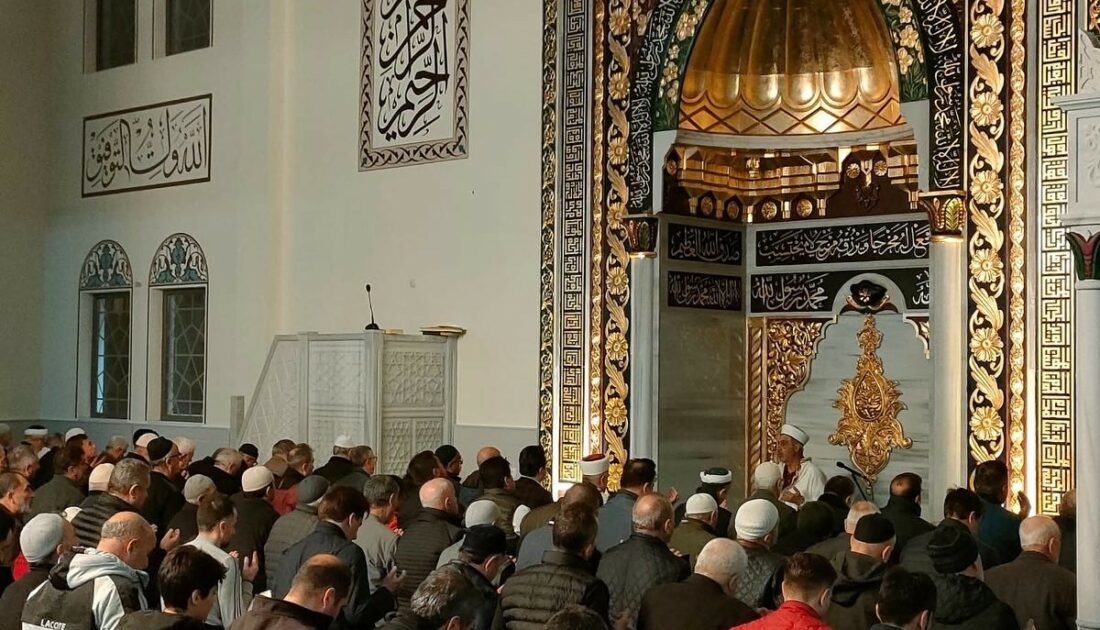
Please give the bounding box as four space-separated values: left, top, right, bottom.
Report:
82 94 211 197
667 223 743 266
749 268 930 314
754 220 930 267
667 271 743 311
359 0 470 171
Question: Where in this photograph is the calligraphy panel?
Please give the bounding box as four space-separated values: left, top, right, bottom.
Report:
82 94 211 197
667 223 742 266
667 271 742 311
755 220 930 267
359 0 470 170
750 268 929 313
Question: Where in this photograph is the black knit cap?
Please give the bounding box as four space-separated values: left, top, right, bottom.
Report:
853 513 896 544
239 443 259 459
461 524 507 557
927 524 978 574
435 445 460 467
147 437 175 462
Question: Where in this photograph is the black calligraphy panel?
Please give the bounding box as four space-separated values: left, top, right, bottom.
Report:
750 268 930 313
668 271 743 311
754 221 930 267
667 223 743 266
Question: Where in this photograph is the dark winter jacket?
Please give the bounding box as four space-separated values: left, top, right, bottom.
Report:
675 502 733 542
595 490 638 552
879 496 934 562
731 490 797 541
931 572 1019 630
637 573 758 630
229 595 334 630
1053 515 1075 573
513 477 552 510
31 449 56 489
264 504 320 588
976 496 1022 569
901 519 1000 576
313 457 354 484
444 561 498 630
986 550 1076 630
393 508 462 611
818 492 850 537
823 551 889 630
228 494 279 594
188 458 241 497
596 533 690 627
396 483 424 530
21 550 149 630
333 470 369 493
734 600 833 630
166 502 200 546
495 549 609 630
30 475 86 517
0 563 52 630
142 471 186 539
73 493 138 548
117 611 211 630
669 519 717 568
733 540 785 610
272 522 396 630
807 533 850 563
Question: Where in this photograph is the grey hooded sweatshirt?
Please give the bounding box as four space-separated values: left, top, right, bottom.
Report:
21 550 149 630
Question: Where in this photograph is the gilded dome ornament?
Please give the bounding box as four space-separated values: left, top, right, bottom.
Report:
829 315 912 482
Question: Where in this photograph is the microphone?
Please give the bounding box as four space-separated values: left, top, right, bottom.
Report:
365 284 380 331
836 461 871 482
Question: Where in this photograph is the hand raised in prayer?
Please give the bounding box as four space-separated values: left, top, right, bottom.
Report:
242 551 260 582
1017 491 1032 518
780 487 804 506
381 566 405 593
665 487 680 504
159 528 181 551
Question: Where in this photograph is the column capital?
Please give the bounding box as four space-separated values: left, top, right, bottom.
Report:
917 190 965 238
622 214 659 259
1067 230 1100 280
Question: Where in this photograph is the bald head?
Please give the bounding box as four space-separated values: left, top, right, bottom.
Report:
98 512 156 571
420 477 457 513
561 482 602 513
632 493 674 542
695 538 748 595
287 553 353 617
476 447 501 466
1020 515 1061 561
844 501 880 534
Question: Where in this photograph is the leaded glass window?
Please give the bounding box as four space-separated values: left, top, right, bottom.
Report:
166 0 211 56
96 0 136 71
162 288 206 420
91 293 131 419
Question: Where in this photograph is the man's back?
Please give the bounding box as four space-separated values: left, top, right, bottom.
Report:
595 491 638 552
229 495 279 593
733 542 784 610
513 477 552 510
22 550 148 630
637 574 757 630
879 497 934 561
497 550 609 629
265 506 320 588
733 600 832 630
976 497 1022 568
392 508 461 610
823 552 888 630
986 551 1076 630
931 573 1018 630
901 520 1000 576
0 565 51 630
354 514 398 593
229 595 332 630
73 494 135 548
596 534 689 626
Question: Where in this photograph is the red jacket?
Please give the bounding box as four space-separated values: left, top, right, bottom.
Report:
733 601 833 630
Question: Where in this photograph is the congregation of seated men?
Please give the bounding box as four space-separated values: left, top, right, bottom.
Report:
0 421 1078 630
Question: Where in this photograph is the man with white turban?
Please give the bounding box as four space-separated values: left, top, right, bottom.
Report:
775 424 826 510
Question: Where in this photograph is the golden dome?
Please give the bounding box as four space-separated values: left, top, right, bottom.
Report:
679 0 903 136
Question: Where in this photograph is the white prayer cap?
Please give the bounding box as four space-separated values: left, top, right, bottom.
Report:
21 513 65 563
700 467 732 485
135 433 157 448
752 461 783 490
579 453 610 476
61 506 82 522
173 436 196 455
735 498 779 540
334 435 355 449
242 466 274 492
24 425 48 438
465 500 500 527
184 474 216 504
89 463 115 492
64 428 86 442
685 493 718 517
780 424 810 446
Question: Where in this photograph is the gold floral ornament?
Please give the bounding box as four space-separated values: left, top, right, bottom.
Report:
829 315 912 482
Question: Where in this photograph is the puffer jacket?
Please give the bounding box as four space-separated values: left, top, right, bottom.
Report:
596 533 690 626
823 552 889 630
733 601 832 630
931 573 1019 630
393 508 462 610
496 549 609 630
734 540 785 610
264 503 320 587
595 490 638 552
230 595 334 630
22 550 149 630
72 493 138 548
480 489 521 537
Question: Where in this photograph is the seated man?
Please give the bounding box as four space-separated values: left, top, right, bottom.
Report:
117 545 226 630
873 567 937 630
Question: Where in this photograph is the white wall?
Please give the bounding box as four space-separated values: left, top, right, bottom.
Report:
0 3 51 421
11 0 542 442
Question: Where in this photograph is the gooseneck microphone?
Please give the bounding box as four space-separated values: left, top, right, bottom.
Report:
365 284 380 331
836 460 870 481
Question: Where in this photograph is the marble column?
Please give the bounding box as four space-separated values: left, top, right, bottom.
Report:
918 192 967 521
623 215 661 460
1066 231 1100 630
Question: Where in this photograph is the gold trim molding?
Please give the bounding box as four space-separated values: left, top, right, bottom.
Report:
830 315 912 482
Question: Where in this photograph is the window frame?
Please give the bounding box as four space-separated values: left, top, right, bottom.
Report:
89 291 133 420
87 0 138 72
159 286 208 422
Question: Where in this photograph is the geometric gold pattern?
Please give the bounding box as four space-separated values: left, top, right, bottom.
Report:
830 315 912 482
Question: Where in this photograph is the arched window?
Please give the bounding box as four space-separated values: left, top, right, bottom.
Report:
148 233 209 422
78 240 134 419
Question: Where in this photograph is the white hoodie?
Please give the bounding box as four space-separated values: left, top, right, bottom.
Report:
22 549 149 630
